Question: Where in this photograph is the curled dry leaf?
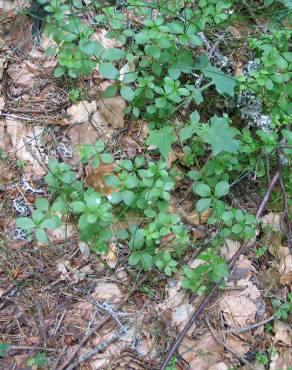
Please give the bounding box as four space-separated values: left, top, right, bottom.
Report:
273 320 291 346
7 61 38 89
220 238 240 260
47 223 76 243
97 96 126 129
105 242 118 269
183 208 212 226
4 118 46 177
179 333 224 370
92 282 123 305
79 241 91 260
67 100 97 124
85 163 118 196
0 95 4 114
262 212 282 233
278 246 292 285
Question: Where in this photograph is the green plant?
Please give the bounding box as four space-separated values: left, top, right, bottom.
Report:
272 293 292 320
255 351 269 365
27 352 48 368
155 252 178 276
68 87 82 102
16 159 26 171
0 343 9 358
254 245 268 259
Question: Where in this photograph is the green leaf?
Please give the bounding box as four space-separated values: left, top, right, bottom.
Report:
40 216 61 230
201 115 238 155
35 198 49 212
145 44 161 59
104 175 120 187
102 84 118 98
122 190 135 205
54 66 65 78
99 63 118 79
120 86 134 101
214 181 230 198
194 183 211 197
0 343 9 358
129 229 145 249
70 201 86 213
196 198 211 213
146 126 176 158
16 217 35 230
79 39 103 56
125 175 138 189
35 228 49 244
102 48 125 61
100 153 114 163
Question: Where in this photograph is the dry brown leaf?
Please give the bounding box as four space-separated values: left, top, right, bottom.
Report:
179 334 224 370
278 247 292 285
225 335 250 356
0 57 7 81
0 0 29 9
92 282 123 305
0 96 4 114
94 29 122 49
184 208 212 226
0 163 13 185
220 239 240 260
47 223 76 243
208 362 230 370
273 347 292 370
273 320 291 345
5 117 46 177
105 242 118 268
262 212 282 233
7 61 38 89
97 96 126 128
219 279 261 328
85 163 118 196
67 100 97 124
79 241 91 260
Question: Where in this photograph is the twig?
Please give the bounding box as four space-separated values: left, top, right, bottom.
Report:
278 172 292 254
8 346 57 352
221 315 274 334
205 317 258 370
159 169 280 370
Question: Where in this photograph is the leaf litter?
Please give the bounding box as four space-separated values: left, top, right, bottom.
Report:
0 3 291 370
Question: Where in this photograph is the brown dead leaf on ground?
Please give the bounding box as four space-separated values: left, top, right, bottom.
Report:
220 239 240 260
105 242 118 269
262 212 282 233
7 61 38 89
97 96 126 128
183 208 212 226
47 223 76 243
225 335 250 357
273 320 291 346
0 95 4 114
93 282 123 305
94 29 122 49
4 117 46 177
272 347 292 370
278 246 292 285
85 163 119 196
0 57 7 80
179 333 224 370
67 100 97 124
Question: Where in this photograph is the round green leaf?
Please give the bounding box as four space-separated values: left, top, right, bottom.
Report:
99 63 118 79
100 153 114 163
215 181 230 198
102 47 125 61
102 84 118 98
16 217 35 230
104 175 120 187
194 183 211 197
122 190 135 205
120 86 134 101
196 198 211 213
35 198 49 212
35 228 49 244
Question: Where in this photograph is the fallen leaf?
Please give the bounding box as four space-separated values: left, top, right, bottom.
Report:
85 163 118 196
47 224 76 243
262 212 282 233
278 247 292 285
92 282 123 305
7 61 38 89
184 208 212 226
179 334 224 370
79 241 91 260
225 335 250 356
208 362 230 370
67 100 97 124
220 239 240 260
94 29 122 49
5 117 46 177
273 347 292 370
0 96 4 114
97 96 126 128
105 242 118 268
273 320 291 345
0 57 7 81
